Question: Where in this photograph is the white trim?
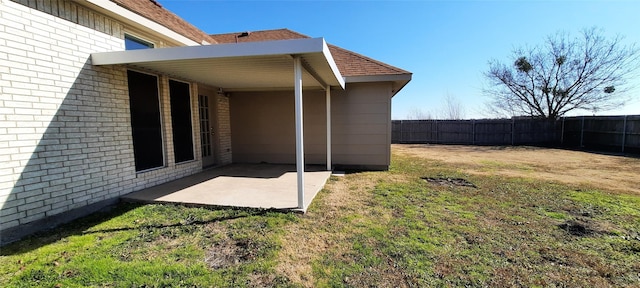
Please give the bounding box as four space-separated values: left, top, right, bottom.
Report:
83 0 200 46
321 39 346 89
294 57 305 210
95 38 327 64
344 74 412 83
344 74 412 96
326 86 331 171
124 33 155 49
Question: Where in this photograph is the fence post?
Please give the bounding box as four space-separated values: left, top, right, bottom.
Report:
580 116 585 147
622 115 627 153
560 117 565 145
472 119 475 145
511 118 515 146
435 119 438 144
409 120 413 143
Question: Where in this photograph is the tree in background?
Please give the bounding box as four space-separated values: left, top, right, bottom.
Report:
404 93 466 120
485 28 639 119
405 92 466 120
442 93 466 120
406 107 432 120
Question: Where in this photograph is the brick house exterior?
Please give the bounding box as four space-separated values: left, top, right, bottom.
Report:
0 0 411 244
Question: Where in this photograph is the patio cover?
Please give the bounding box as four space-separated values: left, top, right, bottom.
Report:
91 38 344 90
91 38 345 210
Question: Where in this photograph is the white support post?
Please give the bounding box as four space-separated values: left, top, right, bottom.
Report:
326 86 331 171
293 57 305 209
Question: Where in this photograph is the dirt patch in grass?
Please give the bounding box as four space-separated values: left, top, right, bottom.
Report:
394 144 640 195
423 177 477 188
558 219 595 236
205 237 261 269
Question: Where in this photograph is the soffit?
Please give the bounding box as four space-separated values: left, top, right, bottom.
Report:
91 38 345 91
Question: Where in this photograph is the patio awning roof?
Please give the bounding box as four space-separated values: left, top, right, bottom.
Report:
91 38 345 91
92 38 342 210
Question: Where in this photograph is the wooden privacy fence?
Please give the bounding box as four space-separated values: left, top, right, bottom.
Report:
392 115 640 154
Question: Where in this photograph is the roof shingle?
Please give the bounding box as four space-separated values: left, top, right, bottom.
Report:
209 29 411 77
106 2 410 79
110 0 216 44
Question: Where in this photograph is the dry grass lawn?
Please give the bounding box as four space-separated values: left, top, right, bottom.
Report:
393 144 640 195
2 144 639 287
276 145 640 287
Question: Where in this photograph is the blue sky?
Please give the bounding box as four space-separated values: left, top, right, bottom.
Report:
161 0 640 119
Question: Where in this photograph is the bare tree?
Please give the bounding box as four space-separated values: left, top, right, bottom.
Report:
441 93 466 120
485 28 639 119
406 107 432 120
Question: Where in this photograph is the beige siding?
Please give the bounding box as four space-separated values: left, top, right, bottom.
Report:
229 82 393 169
230 90 327 164
332 82 393 169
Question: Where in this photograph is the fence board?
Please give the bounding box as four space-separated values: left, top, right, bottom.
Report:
391 115 640 154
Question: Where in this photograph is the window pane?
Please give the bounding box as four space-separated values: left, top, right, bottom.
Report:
169 80 195 163
125 35 154 50
127 70 163 171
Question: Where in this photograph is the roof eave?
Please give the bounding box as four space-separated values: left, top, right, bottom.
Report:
344 74 412 96
81 0 201 46
321 39 346 89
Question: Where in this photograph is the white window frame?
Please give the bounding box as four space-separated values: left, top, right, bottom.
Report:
124 33 155 50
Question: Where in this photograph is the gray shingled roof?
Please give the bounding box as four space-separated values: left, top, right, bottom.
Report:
210 29 412 77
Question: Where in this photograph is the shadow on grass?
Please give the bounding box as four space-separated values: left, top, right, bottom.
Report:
0 202 271 256
0 202 137 256
404 143 640 159
562 146 640 159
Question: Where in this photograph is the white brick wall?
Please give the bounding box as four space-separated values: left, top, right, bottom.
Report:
0 0 203 233
217 95 233 165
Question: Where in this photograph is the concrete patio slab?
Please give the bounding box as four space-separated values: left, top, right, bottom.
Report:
121 164 331 212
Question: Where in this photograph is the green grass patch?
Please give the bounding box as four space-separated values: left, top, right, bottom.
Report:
0 204 298 287
544 211 569 220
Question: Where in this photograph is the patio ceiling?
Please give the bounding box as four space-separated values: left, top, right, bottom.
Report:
91 38 345 91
